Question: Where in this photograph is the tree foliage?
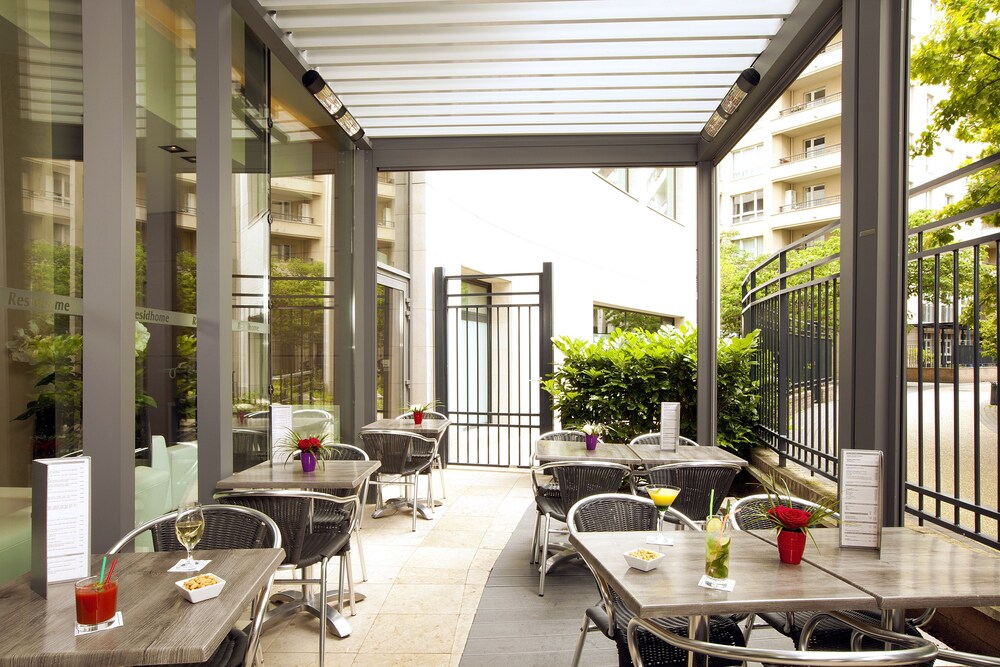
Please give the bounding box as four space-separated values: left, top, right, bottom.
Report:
541 324 760 456
719 231 759 337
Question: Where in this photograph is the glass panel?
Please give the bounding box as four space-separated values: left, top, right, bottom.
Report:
378 171 409 271
231 13 270 472
135 0 198 527
269 51 339 443
0 1 84 584
376 283 406 419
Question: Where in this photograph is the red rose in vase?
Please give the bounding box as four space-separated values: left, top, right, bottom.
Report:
767 505 812 531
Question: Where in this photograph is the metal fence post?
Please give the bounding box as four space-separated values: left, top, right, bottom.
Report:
777 251 789 467
539 262 554 434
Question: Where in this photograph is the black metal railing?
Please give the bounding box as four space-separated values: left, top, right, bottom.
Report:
778 195 841 214
742 221 841 479
271 211 314 224
777 143 841 165
779 92 842 117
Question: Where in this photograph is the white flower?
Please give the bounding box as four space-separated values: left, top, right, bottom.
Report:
135 321 150 354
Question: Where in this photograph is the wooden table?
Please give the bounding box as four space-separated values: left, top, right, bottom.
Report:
533 439 642 465
570 530 877 667
215 460 381 492
750 526 1000 632
0 549 283 667
626 444 748 467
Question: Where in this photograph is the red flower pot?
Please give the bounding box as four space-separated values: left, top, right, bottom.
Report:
777 529 806 564
300 451 317 473
413 411 424 425
585 434 599 450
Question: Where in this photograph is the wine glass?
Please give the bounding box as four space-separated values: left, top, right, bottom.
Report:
174 502 205 572
646 485 681 544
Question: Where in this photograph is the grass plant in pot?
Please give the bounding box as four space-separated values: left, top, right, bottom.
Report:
406 399 439 425
278 429 334 473
580 423 605 451
757 476 839 564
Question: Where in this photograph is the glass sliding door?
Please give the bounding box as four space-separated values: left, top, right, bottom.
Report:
376 276 408 419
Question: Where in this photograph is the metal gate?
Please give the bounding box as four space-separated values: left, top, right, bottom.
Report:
434 264 553 467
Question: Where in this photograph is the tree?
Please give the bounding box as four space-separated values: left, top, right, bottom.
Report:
911 0 1000 225
719 231 759 337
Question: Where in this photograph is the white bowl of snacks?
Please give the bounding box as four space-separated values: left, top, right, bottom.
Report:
175 573 226 603
623 548 664 571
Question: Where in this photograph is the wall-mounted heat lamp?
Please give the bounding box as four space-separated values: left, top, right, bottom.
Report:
700 68 760 142
302 70 365 143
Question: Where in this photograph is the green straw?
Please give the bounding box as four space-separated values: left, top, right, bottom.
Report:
709 489 715 517
99 555 108 585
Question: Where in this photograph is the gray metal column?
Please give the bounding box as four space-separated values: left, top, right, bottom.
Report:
195 0 233 501
538 262 554 433
696 160 718 448
335 150 376 443
840 0 908 524
82 0 137 550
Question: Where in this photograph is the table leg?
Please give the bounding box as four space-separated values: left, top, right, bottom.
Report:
882 609 906 651
266 587 368 638
687 615 710 667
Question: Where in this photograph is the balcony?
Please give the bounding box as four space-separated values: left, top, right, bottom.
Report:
770 93 841 135
377 218 396 243
272 211 314 225
771 195 841 229
770 143 841 183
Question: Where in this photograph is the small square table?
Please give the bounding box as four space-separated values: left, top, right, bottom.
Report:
533 439 642 465
626 444 748 467
0 549 283 666
215 459 380 492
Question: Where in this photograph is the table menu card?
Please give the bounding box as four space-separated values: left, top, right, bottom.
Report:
660 402 679 451
270 404 293 464
31 457 91 597
839 449 882 549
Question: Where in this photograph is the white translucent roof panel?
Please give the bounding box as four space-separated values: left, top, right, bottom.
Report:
258 0 801 138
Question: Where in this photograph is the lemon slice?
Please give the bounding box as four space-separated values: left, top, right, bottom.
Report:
705 517 724 533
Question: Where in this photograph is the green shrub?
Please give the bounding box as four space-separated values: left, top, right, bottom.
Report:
541 324 759 456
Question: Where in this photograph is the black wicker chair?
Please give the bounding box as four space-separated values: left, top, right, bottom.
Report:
215 490 360 667
358 429 438 532
637 462 741 528
628 433 700 447
397 409 449 500
566 493 746 667
531 461 633 596
312 443 372 581
108 505 282 667
729 494 931 654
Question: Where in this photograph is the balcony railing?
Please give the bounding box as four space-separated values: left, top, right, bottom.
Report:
778 91 842 117
22 188 71 205
378 219 395 228
272 211 314 224
778 195 841 213
777 143 841 165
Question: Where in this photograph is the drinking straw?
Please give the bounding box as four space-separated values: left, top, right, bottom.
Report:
99 555 108 585
709 489 715 517
105 556 118 584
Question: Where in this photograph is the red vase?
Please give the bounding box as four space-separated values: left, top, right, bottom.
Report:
300 451 317 473
413 411 424 425
777 529 806 564
585 434 599 450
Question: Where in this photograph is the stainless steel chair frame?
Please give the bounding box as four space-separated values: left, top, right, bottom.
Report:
397 410 449 501
360 429 438 532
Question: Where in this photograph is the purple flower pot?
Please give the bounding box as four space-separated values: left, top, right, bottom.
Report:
300 451 317 473
585 434 599 450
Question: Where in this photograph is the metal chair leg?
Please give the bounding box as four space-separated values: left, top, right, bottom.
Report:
353 525 367 582
571 612 592 667
530 510 541 564
538 514 551 596
318 558 328 667
345 554 357 616
435 455 446 498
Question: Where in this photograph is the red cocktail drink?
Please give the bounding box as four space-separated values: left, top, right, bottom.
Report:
75 576 118 626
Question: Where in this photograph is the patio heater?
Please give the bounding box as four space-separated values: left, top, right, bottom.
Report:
700 67 761 142
302 70 365 143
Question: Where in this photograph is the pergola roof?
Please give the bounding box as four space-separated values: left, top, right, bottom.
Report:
254 0 824 143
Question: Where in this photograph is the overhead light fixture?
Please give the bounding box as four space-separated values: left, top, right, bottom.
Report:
700 67 760 142
181 155 196 164
302 70 365 143
159 144 187 153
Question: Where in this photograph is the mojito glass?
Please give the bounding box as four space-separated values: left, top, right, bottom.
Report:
704 514 731 584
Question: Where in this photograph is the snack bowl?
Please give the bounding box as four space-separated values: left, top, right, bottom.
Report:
623 548 664 572
175 573 226 603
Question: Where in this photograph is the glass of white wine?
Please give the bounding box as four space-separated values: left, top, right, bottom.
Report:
174 502 205 572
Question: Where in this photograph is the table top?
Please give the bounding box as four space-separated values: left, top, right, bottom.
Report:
0 548 284 667
360 418 451 438
215 460 380 491
627 444 749 467
533 440 641 465
569 530 876 619
750 526 1000 610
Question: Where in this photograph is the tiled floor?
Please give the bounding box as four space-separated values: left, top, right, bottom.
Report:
260 466 535 666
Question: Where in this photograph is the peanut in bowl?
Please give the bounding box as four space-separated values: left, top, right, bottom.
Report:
175 573 226 603
623 548 665 571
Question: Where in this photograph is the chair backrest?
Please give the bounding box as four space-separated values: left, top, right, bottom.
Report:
642 462 741 520
215 489 360 564
327 443 369 461
358 429 437 474
397 410 447 420
233 428 268 470
628 432 700 446
729 493 841 531
107 504 282 555
534 461 632 515
567 493 658 533
626 614 938 667
538 429 586 442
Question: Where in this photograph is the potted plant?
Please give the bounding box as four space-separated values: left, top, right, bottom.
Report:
277 429 334 472
406 399 439 425
757 475 839 564
580 423 605 451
